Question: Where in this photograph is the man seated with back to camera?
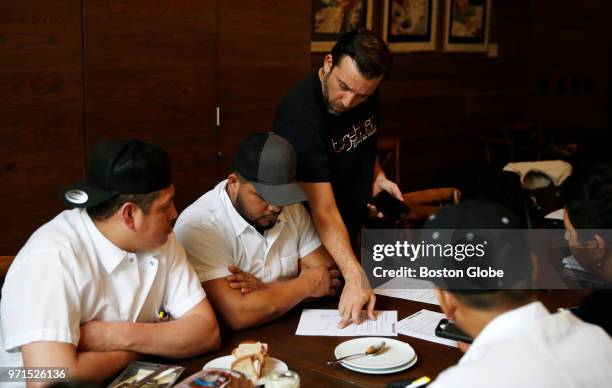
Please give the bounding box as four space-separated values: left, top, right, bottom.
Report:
422 200 612 388
561 162 612 335
0 139 220 386
175 133 341 330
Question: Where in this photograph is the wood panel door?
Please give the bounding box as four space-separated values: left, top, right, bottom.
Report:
215 0 311 177
0 1 85 254
83 0 218 211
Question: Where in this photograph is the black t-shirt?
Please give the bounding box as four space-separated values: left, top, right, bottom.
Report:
273 71 379 241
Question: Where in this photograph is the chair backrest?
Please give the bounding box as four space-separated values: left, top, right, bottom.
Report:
0 256 15 279
378 138 401 186
402 187 461 206
401 187 462 227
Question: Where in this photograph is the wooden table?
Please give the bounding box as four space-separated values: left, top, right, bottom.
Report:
147 291 589 387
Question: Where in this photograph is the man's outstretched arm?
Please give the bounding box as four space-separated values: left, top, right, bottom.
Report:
299 182 376 328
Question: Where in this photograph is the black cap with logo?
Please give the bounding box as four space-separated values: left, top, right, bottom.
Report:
60 139 172 208
232 132 307 207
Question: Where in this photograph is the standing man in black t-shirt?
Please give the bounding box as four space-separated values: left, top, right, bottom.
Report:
273 29 402 328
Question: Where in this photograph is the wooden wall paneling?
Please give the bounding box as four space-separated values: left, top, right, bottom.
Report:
216 0 311 178
528 0 612 130
83 0 218 211
0 1 85 254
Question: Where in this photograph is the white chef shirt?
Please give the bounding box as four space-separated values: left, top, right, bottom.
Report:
0 208 206 368
430 301 612 388
174 180 322 283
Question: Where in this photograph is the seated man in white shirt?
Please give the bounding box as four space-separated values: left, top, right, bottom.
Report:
561 162 612 335
423 201 612 388
175 133 340 330
0 139 220 386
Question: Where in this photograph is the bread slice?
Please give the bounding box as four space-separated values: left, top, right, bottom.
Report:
232 341 268 358
230 341 268 383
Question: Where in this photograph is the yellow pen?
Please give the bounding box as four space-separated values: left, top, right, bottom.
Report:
158 310 170 322
404 376 431 388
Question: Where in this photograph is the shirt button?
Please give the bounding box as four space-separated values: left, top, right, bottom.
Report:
130 258 134 263
149 261 154 266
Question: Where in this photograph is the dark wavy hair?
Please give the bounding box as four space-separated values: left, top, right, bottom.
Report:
330 28 392 79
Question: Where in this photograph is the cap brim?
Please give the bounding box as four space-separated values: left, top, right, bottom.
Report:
59 179 119 208
251 182 308 207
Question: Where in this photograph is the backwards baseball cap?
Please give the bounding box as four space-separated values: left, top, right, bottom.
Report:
422 200 532 290
231 132 307 207
61 139 172 208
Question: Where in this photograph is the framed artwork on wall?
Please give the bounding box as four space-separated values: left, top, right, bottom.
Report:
311 0 373 52
383 0 439 52
442 0 491 52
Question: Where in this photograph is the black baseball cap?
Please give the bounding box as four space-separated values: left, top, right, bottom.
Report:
422 200 532 289
231 132 307 207
60 139 172 208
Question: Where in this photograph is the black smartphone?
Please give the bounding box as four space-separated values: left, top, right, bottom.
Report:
371 190 410 221
435 318 473 344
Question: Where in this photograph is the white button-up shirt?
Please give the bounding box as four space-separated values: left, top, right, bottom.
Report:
174 180 321 283
0 208 205 368
430 301 612 388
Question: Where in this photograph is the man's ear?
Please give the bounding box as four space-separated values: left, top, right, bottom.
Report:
323 54 333 74
227 173 240 196
435 289 458 320
119 202 137 230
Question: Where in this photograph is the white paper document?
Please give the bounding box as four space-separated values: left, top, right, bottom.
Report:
396 309 457 347
295 309 397 336
562 255 587 272
544 208 564 220
374 277 440 306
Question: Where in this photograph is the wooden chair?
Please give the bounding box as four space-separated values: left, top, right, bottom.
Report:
0 256 14 278
402 187 461 227
378 138 401 186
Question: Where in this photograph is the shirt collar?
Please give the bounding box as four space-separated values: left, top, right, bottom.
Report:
219 179 287 238
460 301 550 364
81 208 130 274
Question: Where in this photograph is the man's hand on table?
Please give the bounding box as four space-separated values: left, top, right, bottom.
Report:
457 341 471 353
337 274 377 328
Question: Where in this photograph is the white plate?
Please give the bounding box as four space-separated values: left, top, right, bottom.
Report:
340 354 418 375
334 337 416 370
203 355 288 385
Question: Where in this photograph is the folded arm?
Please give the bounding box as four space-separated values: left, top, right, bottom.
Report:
21 341 138 387
205 258 339 330
77 298 220 358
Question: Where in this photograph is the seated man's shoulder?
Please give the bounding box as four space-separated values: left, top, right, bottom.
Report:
282 202 308 221
176 188 225 227
16 209 90 268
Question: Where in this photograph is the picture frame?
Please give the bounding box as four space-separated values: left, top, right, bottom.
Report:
442 0 491 52
383 0 439 52
311 0 374 52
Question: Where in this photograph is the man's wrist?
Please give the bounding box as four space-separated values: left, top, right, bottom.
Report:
342 265 365 282
119 322 137 351
297 272 316 298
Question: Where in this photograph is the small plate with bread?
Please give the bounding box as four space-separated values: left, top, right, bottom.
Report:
203 341 288 385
